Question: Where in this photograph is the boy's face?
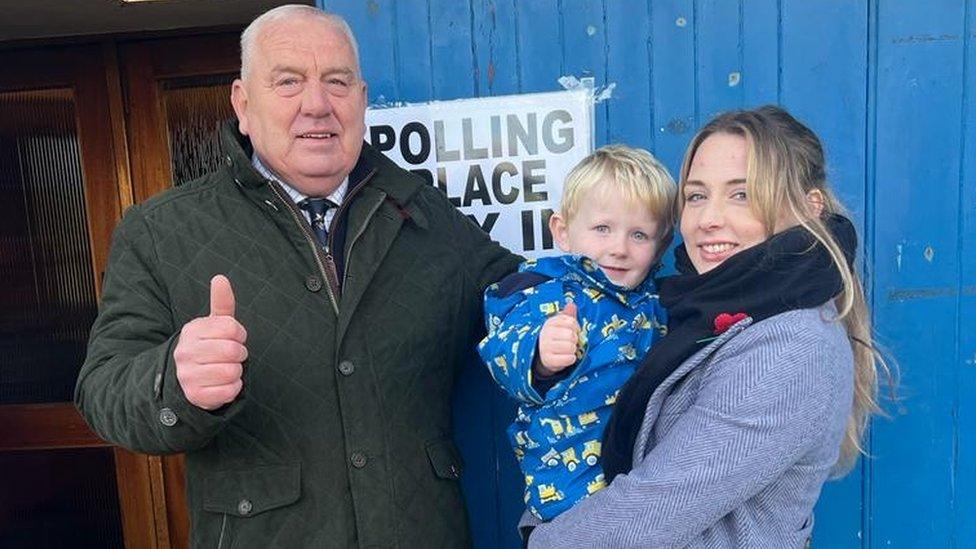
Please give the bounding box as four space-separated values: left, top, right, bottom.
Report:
549 183 662 289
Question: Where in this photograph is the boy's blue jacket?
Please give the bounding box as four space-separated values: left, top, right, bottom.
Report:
478 255 667 520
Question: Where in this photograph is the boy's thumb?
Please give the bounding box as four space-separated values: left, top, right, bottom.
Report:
561 302 577 319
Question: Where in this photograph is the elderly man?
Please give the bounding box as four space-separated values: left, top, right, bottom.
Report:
75 5 519 547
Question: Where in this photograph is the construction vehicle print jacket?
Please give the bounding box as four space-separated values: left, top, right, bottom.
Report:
478 255 667 520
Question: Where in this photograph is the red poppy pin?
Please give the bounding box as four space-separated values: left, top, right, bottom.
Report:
713 312 748 335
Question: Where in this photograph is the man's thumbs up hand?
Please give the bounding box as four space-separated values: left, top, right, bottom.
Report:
209 274 236 318
173 275 248 411
538 302 581 375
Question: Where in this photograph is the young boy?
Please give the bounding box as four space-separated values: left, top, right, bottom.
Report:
478 145 676 521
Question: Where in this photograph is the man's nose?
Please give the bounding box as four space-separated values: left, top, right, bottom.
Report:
301 80 334 117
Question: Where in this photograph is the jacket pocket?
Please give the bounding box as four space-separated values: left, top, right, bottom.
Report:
425 437 463 480
202 463 301 518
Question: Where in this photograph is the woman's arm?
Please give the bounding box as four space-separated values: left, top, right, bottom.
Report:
528 313 850 548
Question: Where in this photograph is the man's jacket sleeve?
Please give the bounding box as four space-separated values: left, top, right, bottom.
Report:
74 206 242 455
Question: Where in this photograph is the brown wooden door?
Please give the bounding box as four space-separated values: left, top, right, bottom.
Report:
0 32 240 549
118 32 241 549
0 43 136 549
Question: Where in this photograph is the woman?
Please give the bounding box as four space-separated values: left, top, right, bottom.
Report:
524 106 887 548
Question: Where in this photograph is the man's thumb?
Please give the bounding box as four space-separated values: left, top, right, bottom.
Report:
561 302 577 319
209 275 236 317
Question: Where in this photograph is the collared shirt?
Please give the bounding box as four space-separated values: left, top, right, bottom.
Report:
252 154 348 228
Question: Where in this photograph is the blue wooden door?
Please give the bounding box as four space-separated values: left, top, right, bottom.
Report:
320 1 975 546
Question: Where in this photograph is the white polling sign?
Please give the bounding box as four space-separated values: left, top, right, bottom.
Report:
365 89 594 258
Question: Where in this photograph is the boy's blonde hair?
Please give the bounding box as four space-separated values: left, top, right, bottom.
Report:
560 145 677 254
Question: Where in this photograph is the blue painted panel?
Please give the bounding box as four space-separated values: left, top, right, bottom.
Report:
696 0 743 119
650 0 696 174
741 0 779 106
392 0 434 101
513 0 561 94
605 1 653 147
472 0 520 96
781 0 868 224
560 1 608 143
870 0 966 546
324 0 398 103
429 0 476 99
957 3 976 544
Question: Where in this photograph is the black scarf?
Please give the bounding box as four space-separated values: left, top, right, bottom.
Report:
601 214 858 482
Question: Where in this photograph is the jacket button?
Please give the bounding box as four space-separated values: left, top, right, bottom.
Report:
305 275 322 292
237 498 253 516
158 408 178 427
224 155 233 166
338 360 355 376
350 452 368 468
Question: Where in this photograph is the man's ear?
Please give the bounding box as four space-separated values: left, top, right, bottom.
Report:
549 212 571 253
230 79 250 135
806 189 825 217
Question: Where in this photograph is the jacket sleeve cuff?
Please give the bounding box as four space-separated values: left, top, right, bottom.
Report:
156 335 245 450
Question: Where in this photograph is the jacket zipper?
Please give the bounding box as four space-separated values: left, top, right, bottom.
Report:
266 181 340 314
324 168 378 259
265 169 378 314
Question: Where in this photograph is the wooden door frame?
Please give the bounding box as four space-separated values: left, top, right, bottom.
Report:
1 32 243 549
0 43 164 548
121 33 240 203
117 32 242 548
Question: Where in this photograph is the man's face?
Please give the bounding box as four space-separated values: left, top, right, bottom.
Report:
231 18 367 197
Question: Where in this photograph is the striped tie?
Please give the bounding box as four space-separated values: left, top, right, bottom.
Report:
299 197 336 250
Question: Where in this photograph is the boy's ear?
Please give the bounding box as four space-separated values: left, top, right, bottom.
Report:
549 212 571 253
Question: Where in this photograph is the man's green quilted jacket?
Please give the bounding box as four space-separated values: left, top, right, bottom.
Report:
75 123 520 548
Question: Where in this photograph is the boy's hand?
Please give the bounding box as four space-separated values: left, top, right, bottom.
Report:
537 302 579 375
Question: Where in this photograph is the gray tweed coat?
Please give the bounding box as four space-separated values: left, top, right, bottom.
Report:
525 304 854 548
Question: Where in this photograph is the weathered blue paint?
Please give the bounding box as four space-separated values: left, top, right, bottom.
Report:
321 1 972 546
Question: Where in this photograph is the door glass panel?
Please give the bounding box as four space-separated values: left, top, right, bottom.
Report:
162 74 236 186
0 448 124 548
0 89 97 405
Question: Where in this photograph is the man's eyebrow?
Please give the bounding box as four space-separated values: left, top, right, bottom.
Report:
268 65 303 76
322 67 358 78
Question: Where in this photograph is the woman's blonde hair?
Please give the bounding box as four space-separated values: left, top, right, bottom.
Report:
678 105 892 473
560 145 677 258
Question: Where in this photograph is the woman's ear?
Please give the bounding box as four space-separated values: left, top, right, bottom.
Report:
549 212 572 253
806 189 825 217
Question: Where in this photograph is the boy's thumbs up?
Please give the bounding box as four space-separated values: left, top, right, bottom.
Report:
209 274 236 317
560 302 577 319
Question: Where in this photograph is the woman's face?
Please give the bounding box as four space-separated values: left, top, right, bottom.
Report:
680 132 768 274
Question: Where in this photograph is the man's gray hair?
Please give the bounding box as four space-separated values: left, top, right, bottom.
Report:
240 4 361 81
